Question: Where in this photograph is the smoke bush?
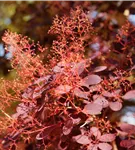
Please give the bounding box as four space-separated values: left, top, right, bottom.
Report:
0 7 135 150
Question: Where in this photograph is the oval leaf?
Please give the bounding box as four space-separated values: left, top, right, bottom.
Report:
120 140 135 148
72 61 86 75
55 85 71 94
73 134 90 145
99 134 116 142
74 88 88 99
119 122 135 134
87 144 98 150
93 66 107 73
122 90 135 100
109 101 122 111
80 74 102 87
93 95 109 108
98 143 112 150
83 103 102 115
90 127 101 139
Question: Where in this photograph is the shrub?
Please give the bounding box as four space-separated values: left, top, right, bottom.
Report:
0 7 135 150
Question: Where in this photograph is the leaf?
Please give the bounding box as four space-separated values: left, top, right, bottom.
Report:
102 89 121 98
33 75 51 85
83 103 102 115
109 101 122 111
93 95 109 108
63 119 73 135
74 88 89 99
72 61 86 75
87 144 98 150
98 143 112 150
22 87 33 99
73 134 90 145
80 74 102 87
53 61 65 73
55 85 71 94
119 122 135 134
99 134 116 142
122 90 135 100
93 66 107 73
120 140 135 148
90 127 101 139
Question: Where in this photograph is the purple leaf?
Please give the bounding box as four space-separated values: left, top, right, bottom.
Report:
55 85 71 94
93 95 109 108
72 61 86 75
53 61 65 73
80 74 102 87
87 144 98 150
98 143 112 150
109 101 122 111
122 90 135 100
83 103 102 115
119 122 135 134
33 75 51 85
90 127 101 139
99 134 116 142
93 66 107 73
73 134 90 145
63 119 73 135
102 89 121 98
120 140 135 148
74 88 89 99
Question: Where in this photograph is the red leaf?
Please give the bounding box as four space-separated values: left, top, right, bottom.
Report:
102 89 121 98
63 119 73 135
93 95 109 108
109 101 122 111
72 61 86 75
119 122 135 134
93 66 107 73
80 74 102 87
55 85 71 94
90 127 101 139
73 134 90 145
74 88 89 99
99 134 116 142
98 143 112 150
53 61 65 73
122 90 135 100
120 140 135 148
87 144 98 150
83 103 102 115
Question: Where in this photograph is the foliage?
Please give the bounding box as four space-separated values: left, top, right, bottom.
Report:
0 6 135 150
0 1 134 76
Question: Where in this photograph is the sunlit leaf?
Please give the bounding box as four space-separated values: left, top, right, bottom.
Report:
93 66 107 73
73 134 90 145
83 103 102 115
120 140 135 148
90 127 101 139
87 143 98 150
80 74 102 87
119 122 135 134
55 85 71 94
74 88 89 99
63 119 73 135
122 90 135 100
93 95 109 108
109 101 122 111
98 143 112 150
72 61 86 75
99 134 116 142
